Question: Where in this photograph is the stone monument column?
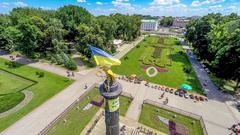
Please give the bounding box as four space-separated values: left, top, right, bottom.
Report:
99 80 122 135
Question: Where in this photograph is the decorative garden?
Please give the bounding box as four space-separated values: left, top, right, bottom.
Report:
112 36 203 94
139 103 204 135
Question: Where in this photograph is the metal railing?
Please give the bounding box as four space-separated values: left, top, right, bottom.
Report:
38 83 98 135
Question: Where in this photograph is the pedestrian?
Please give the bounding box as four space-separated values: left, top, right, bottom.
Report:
85 84 88 89
66 70 70 77
165 97 169 104
160 92 165 99
72 71 74 77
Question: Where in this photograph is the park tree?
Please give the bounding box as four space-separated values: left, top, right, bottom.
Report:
185 15 213 60
186 13 240 93
56 5 92 41
208 20 240 91
16 18 43 58
160 16 173 27
97 16 117 44
0 26 21 52
75 23 105 58
43 18 67 54
31 16 47 31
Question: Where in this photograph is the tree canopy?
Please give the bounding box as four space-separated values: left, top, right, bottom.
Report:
185 13 240 92
0 5 141 70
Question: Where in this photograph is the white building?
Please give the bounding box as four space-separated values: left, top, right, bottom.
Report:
141 20 159 31
172 19 189 28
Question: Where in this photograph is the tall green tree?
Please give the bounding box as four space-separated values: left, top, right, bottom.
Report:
160 16 173 27
16 18 43 58
56 5 92 41
75 23 105 58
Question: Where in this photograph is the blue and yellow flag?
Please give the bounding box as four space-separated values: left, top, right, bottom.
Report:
89 46 121 66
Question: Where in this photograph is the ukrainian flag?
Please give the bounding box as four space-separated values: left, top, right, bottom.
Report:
89 46 121 66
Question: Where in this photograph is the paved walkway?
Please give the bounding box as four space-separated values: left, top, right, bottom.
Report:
115 36 145 59
0 50 82 80
126 82 147 121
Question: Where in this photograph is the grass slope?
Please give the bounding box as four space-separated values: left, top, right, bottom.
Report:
0 70 34 95
47 88 100 135
139 104 203 135
0 92 25 113
119 96 132 116
112 36 203 94
0 58 73 131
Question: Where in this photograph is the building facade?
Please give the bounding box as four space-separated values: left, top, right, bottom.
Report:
172 19 189 28
141 20 159 31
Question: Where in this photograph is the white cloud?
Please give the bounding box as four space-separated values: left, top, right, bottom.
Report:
0 2 10 8
191 0 225 7
96 2 103 5
209 4 222 9
14 2 28 7
191 1 201 7
151 0 180 6
111 0 134 10
77 0 86 3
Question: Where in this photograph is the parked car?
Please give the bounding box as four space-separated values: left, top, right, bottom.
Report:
184 93 189 98
236 104 240 112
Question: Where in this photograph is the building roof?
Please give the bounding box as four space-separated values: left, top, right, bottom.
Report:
141 20 158 23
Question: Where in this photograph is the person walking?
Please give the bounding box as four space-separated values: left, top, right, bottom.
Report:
159 92 165 99
72 71 75 77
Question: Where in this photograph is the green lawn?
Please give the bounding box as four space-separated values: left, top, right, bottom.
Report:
119 96 132 116
139 104 203 135
0 69 34 95
0 92 25 113
47 88 131 135
0 58 73 131
112 36 203 94
47 88 100 135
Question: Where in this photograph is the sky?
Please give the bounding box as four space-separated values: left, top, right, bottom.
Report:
0 0 240 16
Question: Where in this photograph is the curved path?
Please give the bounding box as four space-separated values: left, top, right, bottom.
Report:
0 90 33 118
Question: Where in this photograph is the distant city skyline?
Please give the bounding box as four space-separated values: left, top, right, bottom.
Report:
0 0 239 16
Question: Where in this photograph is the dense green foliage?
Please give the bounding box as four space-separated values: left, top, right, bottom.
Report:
185 13 240 93
160 16 174 27
0 5 141 67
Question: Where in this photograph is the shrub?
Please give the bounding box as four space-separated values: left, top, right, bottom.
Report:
5 61 21 68
183 65 192 73
142 58 152 65
179 51 184 55
124 56 129 60
64 59 77 71
36 71 45 78
55 54 64 65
